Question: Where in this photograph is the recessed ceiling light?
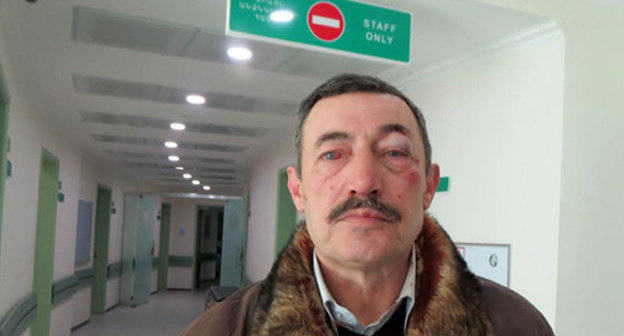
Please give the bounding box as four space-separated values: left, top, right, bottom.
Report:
203 185 211 191
270 10 294 23
164 141 178 148
170 122 186 131
192 180 200 185
183 173 192 179
186 94 205 105
168 155 180 162
227 46 252 61
175 166 184 170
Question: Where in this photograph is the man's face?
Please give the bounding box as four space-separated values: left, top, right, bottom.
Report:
287 92 440 269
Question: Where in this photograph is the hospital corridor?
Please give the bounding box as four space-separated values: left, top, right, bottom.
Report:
0 0 622 335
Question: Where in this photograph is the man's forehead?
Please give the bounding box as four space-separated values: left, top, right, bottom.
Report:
303 92 417 135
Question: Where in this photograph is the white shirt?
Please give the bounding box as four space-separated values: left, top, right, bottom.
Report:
313 246 416 335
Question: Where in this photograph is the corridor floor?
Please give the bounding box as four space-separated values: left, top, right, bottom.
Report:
71 290 205 336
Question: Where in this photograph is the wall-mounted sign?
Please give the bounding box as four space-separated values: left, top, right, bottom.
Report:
437 176 450 192
456 243 510 287
227 0 411 64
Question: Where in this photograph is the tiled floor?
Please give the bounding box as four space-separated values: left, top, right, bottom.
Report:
72 290 206 336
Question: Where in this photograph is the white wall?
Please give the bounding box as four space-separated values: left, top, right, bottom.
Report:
0 13 85 335
402 33 564 326
0 12 133 334
476 2 624 334
245 143 294 281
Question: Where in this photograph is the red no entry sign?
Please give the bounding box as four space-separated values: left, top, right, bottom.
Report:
307 2 345 42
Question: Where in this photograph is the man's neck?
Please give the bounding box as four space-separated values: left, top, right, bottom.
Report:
315 249 412 325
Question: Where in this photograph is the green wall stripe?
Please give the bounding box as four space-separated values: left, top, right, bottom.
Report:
152 257 160 270
169 255 193 267
75 268 94 289
0 293 37 336
51 276 78 306
107 262 122 279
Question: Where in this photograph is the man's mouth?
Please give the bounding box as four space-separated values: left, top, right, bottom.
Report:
338 209 393 222
327 196 402 223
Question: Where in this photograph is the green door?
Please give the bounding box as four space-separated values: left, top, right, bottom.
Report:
32 150 59 336
91 185 112 313
275 167 297 259
157 203 171 292
220 198 247 287
133 195 156 306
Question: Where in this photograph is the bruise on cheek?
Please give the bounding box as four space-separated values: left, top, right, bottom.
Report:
405 166 420 185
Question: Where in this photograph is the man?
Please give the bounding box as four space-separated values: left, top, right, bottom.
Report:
181 74 554 335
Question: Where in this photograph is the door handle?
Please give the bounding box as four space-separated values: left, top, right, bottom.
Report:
236 247 243 267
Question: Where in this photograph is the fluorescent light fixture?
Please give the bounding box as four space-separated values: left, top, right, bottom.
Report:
227 47 252 61
164 141 178 148
202 185 211 191
175 166 184 170
192 179 200 185
186 94 205 105
170 122 186 131
168 155 180 162
270 9 294 23
183 173 192 179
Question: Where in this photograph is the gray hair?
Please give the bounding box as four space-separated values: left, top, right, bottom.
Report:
295 73 432 177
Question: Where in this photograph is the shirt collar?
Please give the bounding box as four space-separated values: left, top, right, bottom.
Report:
313 246 417 335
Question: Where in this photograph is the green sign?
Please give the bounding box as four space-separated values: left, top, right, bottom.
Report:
437 176 450 192
227 0 411 64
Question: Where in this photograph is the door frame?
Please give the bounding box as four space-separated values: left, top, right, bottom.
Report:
0 50 10 261
91 184 112 313
32 149 60 336
157 203 171 292
274 167 297 259
193 205 215 289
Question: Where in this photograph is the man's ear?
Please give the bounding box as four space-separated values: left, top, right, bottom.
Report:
423 163 440 209
286 165 305 212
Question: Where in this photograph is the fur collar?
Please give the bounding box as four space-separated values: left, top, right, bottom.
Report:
250 214 494 335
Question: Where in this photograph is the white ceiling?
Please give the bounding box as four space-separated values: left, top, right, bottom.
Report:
0 0 551 198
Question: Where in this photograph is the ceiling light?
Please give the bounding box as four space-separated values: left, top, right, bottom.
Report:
186 94 206 105
270 10 294 23
192 180 200 185
175 166 184 170
164 141 178 148
170 122 186 131
203 185 211 191
183 173 192 179
168 155 180 162
227 47 252 61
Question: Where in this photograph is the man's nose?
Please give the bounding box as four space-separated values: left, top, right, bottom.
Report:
346 150 382 198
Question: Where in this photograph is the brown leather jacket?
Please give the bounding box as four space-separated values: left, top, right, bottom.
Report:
181 216 554 335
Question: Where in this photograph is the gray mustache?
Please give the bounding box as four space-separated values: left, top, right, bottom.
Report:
327 196 402 223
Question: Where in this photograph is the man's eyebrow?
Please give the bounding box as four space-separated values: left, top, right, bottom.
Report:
379 123 411 136
314 131 350 149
